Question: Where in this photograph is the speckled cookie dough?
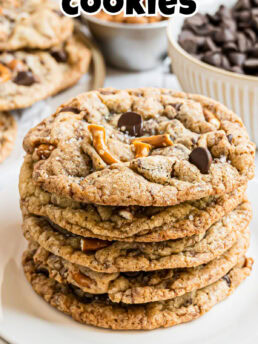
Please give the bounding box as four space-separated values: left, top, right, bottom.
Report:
26 229 250 304
0 111 16 162
22 202 252 273
0 0 73 50
23 252 253 330
20 155 247 242
23 88 255 207
0 36 91 110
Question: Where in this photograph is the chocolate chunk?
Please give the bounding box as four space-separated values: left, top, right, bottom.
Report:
13 71 37 86
189 147 212 174
118 112 143 137
228 52 246 66
222 274 231 287
51 49 68 63
59 107 80 114
227 134 233 143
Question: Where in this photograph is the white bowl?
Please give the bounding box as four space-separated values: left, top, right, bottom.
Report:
83 15 168 71
167 0 258 146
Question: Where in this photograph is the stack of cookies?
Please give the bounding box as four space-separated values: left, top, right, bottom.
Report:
0 0 91 162
20 88 255 330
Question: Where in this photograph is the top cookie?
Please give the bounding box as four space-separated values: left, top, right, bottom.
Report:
0 0 73 50
23 88 255 206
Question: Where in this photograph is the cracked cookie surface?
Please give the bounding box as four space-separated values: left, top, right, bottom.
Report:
23 88 255 206
22 201 252 273
20 155 247 242
26 229 250 304
0 35 91 110
0 111 16 162
0 0 73 50
22 252 253 330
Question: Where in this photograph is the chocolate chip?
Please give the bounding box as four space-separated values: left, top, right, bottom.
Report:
237 32 248 52
13 71 37 86
213 28 235 44
221 56 230 70
122 272 141 278
244 58 258 72
222 274 231 287
228 52 246 66
223 42 238 53
230 65 244 74
178 31 203 54
51 49 68 63
203 37 218 52
249 44 258 58
227 134 233 143
59 107 80 114
244 29 256 44
171 103 182 112
202 52 222 67
189 147 212 174
118 112 143 137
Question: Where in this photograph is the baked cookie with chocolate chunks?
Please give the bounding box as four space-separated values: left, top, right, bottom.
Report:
0 36 91 110
22 202 252 273
27 228 250 304
23 88 255 206
23 251 253 330
0 111 16 162
20 155 247 242
0 0 73 51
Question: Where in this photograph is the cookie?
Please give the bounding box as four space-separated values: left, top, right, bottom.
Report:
26 229 250 304
0 36 91 111
0 111 16 162
22 202 252 273
22 252 253 330
0 0 73 50
23 88 255 206
20 154 247 242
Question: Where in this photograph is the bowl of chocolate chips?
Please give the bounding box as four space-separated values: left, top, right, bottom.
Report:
167 0 258 145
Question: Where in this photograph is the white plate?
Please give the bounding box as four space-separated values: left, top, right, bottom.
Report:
0 169 258 344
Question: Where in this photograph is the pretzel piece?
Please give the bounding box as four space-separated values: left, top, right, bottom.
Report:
72 272 92 288
80 238 111 252
203 108 220 129
7 59 26 72
133 141 152 158
0 63 11 83
131 134 174 148
88 124 119 165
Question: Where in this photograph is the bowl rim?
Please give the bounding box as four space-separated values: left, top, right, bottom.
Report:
83 13 168 30
167 20 258 82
